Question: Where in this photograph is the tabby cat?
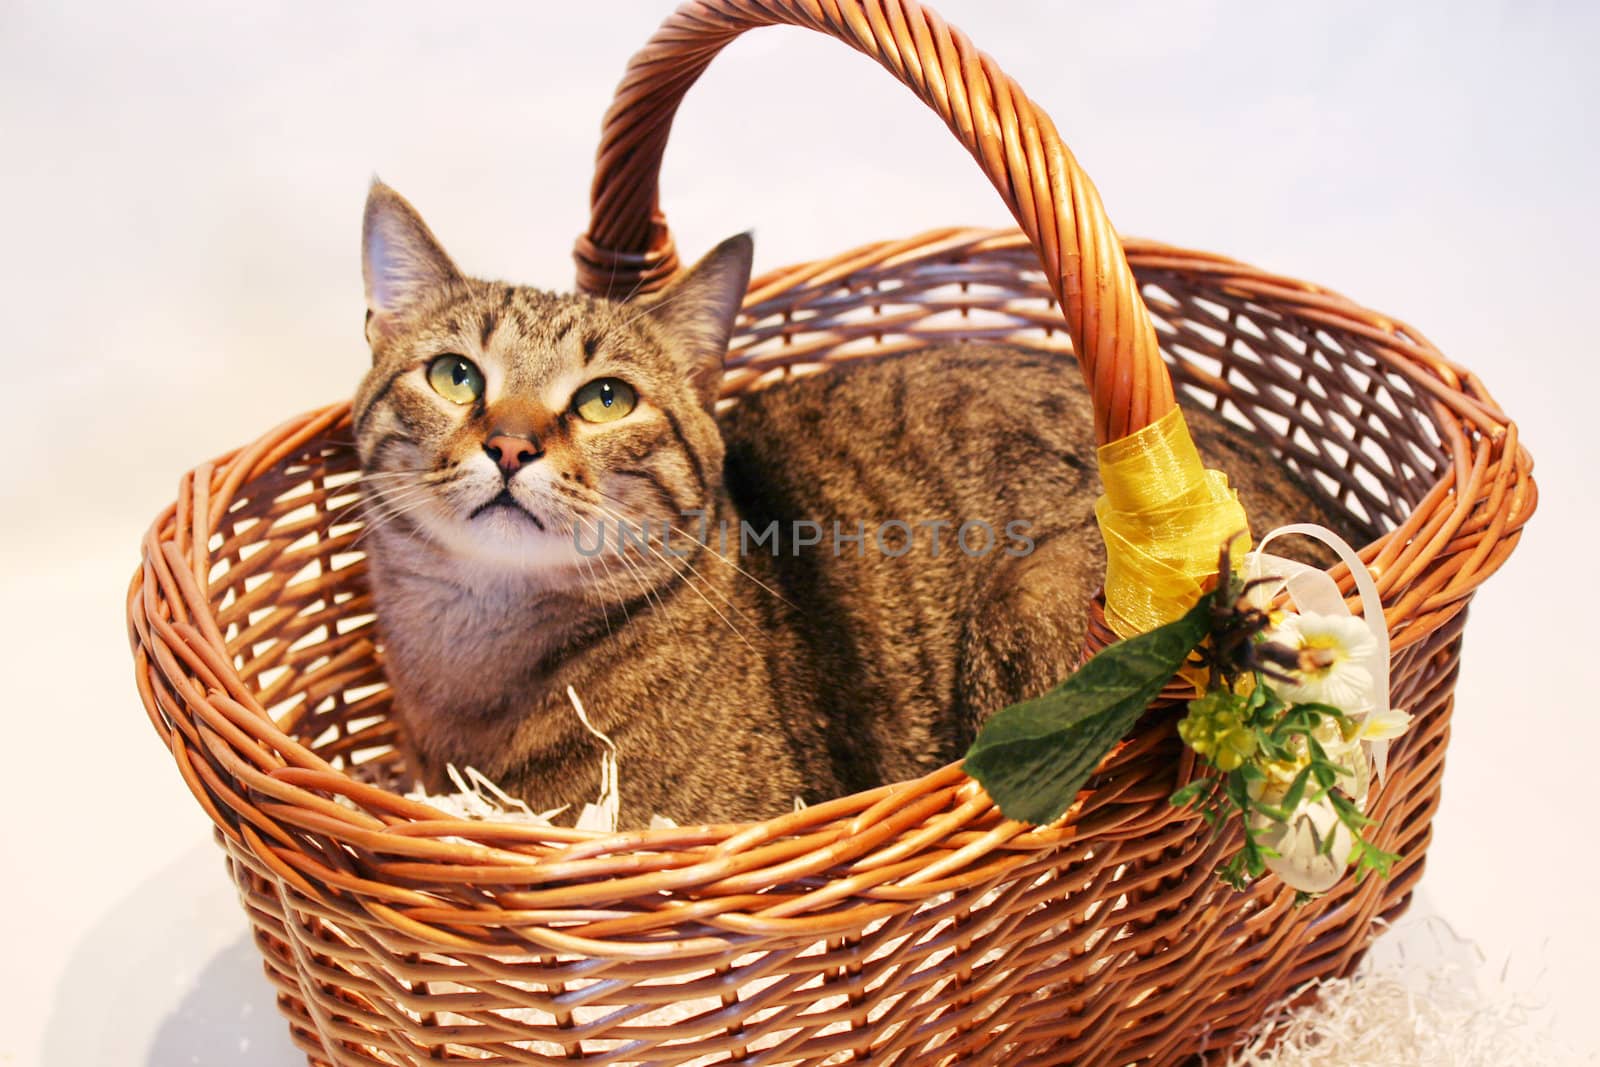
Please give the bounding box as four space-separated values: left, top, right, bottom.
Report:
354 181 1347 825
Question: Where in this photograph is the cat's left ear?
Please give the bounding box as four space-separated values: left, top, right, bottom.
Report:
641 233 753 409
362 179 463 345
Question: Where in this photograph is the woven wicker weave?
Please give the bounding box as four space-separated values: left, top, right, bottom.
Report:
126 2 1534 1064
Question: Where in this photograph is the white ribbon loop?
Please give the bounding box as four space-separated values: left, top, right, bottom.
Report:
1243 523 1396 893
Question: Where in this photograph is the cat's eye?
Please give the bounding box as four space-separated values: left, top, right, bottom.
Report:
572 378 637 423
426 355 485 405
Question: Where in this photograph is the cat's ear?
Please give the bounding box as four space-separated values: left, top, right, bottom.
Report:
362 179 462 343
641 233 753 408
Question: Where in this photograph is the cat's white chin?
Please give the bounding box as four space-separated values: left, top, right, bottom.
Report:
454 519 587 573
391 502 589 580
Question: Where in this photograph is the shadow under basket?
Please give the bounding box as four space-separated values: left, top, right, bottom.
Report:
127 3 1533 1065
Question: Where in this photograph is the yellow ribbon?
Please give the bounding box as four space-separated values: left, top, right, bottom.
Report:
1095 406 1251 638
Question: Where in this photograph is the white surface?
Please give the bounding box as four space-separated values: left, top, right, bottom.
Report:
2 1 1596 1063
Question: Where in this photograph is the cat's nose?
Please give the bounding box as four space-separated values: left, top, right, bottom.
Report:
483 432 543 476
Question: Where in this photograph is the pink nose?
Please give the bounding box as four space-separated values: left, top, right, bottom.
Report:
484 433 542 476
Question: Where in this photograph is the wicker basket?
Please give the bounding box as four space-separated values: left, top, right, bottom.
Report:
127 2 1535 1063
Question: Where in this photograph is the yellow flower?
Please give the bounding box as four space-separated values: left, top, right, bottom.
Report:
1178 691 1261 772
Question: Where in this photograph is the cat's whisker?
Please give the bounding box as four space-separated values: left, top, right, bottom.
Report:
615 547 671 619
359 480 439 513
615 269 653 308
585 497 747 621
331 484 414 527
580 511 680 634
612 279 703 335
582 497 754 651
349 484 440 549
349 514 414 551
602 245 661 311
329 494 374 527
358 470 434 482
361 468 459 488
351 488 433 529
604 241 621 305
578 494 741 621
581 518 634 631
355 500 435 549
589 486 796 609
573 529 614 641
350 506 425 549
335 469 453 524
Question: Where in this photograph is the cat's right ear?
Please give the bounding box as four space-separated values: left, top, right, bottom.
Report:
362 179 462 346
639 232 754 410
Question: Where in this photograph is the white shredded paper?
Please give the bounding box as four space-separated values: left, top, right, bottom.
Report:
401 686 676 832
564 685 622 832
402 687 677 832
1222 916 1587 1066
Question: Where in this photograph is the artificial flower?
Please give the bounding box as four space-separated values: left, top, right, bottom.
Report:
1247 722 1371 809
1177 690 1259 772
1253 793 1354 894
1268 612 1377 712
1356 705 1412 742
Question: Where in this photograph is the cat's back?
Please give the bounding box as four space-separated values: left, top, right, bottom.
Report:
718 344 1100 539
718 342 1344 556
715 343 1352 789
716 345 1105 786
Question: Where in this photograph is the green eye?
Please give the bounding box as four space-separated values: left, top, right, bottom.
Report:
573 378 637 423
426 355 484 405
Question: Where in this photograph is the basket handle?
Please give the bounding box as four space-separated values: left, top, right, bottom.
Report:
575 0 1176 444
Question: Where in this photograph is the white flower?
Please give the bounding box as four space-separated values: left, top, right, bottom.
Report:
1356 705 1412 742
1253 794 1354 894
1269 612 1377 712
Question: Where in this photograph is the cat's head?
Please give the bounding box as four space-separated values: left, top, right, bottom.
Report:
352 180 752 578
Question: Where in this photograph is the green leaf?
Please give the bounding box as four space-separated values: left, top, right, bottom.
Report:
1280 765 1313 815
1225 770 1251 811
1329 791 1376 829
1244 681 1282 725
963 595 1212 825
1169 779 1211 808
1293 701 1352 723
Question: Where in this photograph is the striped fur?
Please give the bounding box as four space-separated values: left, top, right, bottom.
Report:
353 184 1351 825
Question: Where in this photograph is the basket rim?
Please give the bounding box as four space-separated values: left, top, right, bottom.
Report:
128 227 1534 949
